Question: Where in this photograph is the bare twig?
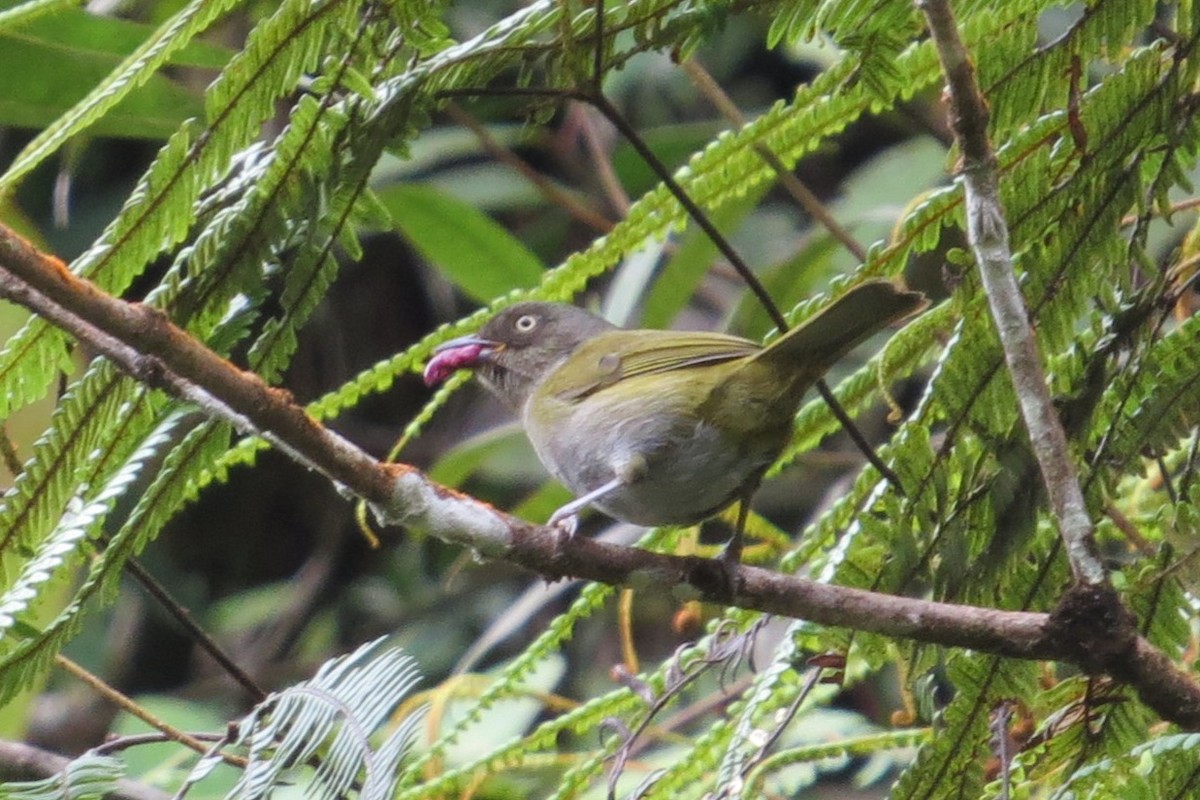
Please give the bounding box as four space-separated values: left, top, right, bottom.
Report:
682 59 867 261
122 558 266 701
917 0 1106 587
91 731 226 755
444 103 615 232
574 103 632 216
588 90 788 329
55 655 243 766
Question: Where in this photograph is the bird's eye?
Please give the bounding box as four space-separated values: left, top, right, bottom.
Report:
514 314 538 333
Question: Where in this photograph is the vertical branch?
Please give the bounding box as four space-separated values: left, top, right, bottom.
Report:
916 0 1106 586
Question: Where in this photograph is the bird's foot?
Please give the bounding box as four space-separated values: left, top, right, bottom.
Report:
547 509 580 550
714 536 744 595
717 535 743 567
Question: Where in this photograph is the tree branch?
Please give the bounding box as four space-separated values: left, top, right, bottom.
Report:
916 0 1107 587
0 229 393 505
2 223 1200 728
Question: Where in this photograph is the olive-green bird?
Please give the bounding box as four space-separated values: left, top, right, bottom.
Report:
424 279 925 562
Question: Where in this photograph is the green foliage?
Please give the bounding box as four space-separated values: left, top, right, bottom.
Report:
381 183 545 302
3 0 1200 798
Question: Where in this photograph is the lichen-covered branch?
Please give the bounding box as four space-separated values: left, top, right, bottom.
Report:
916 0 1107 587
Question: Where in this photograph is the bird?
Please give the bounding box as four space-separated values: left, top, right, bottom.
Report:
423 279 926 563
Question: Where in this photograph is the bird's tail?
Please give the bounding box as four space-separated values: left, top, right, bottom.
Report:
753 280 927 373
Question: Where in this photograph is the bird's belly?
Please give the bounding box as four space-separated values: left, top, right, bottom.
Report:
527 393 775 527
594 425 750 525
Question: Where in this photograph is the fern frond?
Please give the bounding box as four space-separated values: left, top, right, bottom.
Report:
0 753 123 800
397 582 616 792
0 497 94 641
981 0 1159 137
745 727 929 796
0 0 366 419
713 624 814 791
1093 310 1200 471
181 638 423 800
1047 732 1200 799
0 361 158 556
891 655 1040 800
0 412 185 703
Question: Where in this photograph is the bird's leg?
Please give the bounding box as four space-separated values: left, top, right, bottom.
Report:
717 480 758 570
717 498 750 567
547 455 648 547
546 478 620 537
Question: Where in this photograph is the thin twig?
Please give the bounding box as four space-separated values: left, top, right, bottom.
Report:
588 90 788 329
575 103 632 216
682 59 867 261
92 731 226 755
55 655 245 766
917 0 1106 586
444 103 615 232
122 558 266 701
582 4 630 215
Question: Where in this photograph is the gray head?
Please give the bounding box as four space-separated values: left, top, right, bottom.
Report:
423 302 616 411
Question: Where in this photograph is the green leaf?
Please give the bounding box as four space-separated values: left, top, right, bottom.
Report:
1 8 232 66
381 183 546 302
639 182 769 329
0 38 202 138
0 8 233 136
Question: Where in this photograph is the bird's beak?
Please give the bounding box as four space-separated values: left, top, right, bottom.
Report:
423 335 502 387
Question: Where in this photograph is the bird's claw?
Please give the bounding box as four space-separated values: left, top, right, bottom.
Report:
547 510 579 548
717 536 743 568
714 536 744 595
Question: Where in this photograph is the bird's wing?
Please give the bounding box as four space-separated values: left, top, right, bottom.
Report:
549 330 760 401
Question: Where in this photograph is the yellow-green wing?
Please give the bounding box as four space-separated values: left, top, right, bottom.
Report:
547 329 760 401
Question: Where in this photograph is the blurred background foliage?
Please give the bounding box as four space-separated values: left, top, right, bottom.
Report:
0 0 1197 798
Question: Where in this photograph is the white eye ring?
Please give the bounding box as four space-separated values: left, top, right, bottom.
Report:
515 314 538 332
